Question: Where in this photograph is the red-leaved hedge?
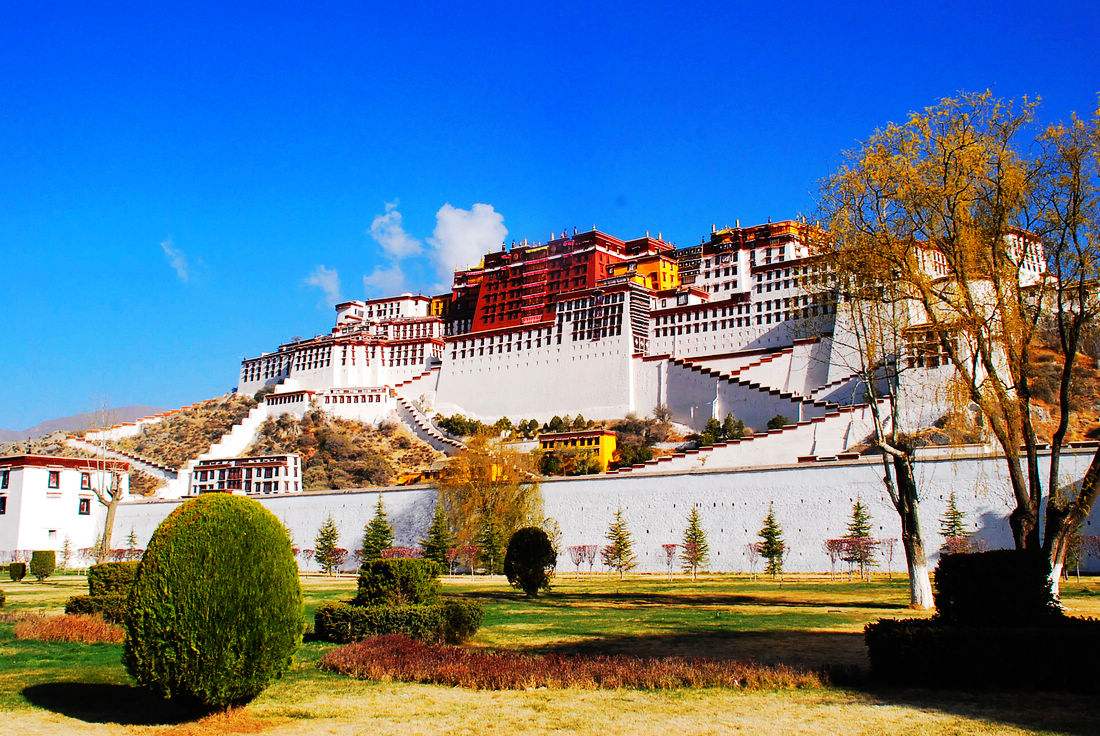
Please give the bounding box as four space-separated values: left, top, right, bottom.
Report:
319 634 821 690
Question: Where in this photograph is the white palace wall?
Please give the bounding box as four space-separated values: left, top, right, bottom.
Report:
435 332 636 422
114 447 1100 574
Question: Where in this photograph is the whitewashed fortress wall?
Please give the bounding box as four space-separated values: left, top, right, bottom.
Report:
115 447 1100 573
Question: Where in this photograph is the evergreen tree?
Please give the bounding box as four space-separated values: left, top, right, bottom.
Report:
843 498 877 578
421 501 455 567
126 528 140 561
700 417 722 446
680 505 710 579
572 414 588 429
547 415 565 432
847 498 874 538
314 515 342 576
601 508 637 579
721 413 745 440
939 491 967 538
362 494 394 561
757 502 786 577
60 536 72 571
475 516 506 574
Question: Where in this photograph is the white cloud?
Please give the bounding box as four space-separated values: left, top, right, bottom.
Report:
160 239 189 282
305 265 342 306
429 203 507 283
369 201 422 258
362 262 407 297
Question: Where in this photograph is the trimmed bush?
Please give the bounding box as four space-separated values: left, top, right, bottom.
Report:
8 562 26 582
65 593 128 624
934 549 1061 626
30 551 56 582
124 493 304 710
315 599 482 644
88 561 140 597
354 558 441 607
0 588 5 608
503 527 556 597
865 617 1100 692
440 599 483 643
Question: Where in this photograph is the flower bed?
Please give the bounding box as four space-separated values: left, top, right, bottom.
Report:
10 613 124 644
319 634 821 690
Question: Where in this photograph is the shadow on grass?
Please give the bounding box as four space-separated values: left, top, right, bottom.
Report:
465 588 909 611
538 629 1095 736
21 682 203 726
532 629 869 671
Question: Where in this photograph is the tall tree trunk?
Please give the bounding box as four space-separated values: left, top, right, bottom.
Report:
97 496 119 564
892 455 935 609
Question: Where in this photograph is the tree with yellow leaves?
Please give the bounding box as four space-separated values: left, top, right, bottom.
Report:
436 431 542 567
817 91 1099 593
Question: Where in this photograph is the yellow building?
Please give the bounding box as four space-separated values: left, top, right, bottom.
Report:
538 429 618 472
429 293 452 318
605 253 680 291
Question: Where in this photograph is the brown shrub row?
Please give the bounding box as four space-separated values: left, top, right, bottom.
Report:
12 613 124 644
319 634 821 690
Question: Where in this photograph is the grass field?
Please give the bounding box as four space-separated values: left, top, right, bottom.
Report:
2 572 1099 735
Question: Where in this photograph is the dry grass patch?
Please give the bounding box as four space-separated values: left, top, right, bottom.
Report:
320 634 821 690
11 613 124 644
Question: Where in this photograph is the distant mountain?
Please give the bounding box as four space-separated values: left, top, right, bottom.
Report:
0 405 165 443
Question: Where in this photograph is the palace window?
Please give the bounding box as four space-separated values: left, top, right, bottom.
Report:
0 495 5 514
48 470 60 489
0 469 7 488
78 498 91 515
81 472 91 490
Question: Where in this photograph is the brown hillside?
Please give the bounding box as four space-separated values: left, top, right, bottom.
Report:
112 394 256 469
247 409 441 490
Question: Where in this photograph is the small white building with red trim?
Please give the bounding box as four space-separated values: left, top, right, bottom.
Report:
0 455 131 562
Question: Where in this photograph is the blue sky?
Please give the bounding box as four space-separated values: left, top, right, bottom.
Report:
1 2 1097 429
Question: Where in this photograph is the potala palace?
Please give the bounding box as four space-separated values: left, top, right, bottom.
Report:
4 218 1096 571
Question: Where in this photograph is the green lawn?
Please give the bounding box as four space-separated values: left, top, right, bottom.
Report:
2 572 1099 735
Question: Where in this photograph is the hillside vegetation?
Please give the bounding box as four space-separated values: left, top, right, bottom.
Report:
112 394 256 469
247 408 441 490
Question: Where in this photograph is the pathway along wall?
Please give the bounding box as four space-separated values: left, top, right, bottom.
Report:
115 447 1100 573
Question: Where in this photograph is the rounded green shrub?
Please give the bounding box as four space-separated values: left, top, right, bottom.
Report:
354 559 441 606
124 493 303 710
30 551 56 581
88 561 140 596
8 562 26 582
503 527 556 597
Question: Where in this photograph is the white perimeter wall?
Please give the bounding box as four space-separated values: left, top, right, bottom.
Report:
114 448 1100 573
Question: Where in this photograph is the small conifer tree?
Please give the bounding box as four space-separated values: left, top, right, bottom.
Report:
757 502 785 578
940 491 967 538
314 516 342 576
601 508 637 579
362 495 394 561
700 417 722 446
475 516 505 574
843 498 877 579
721 413 745 440
420 502 455 567
680 506 710 579
60 536 73 571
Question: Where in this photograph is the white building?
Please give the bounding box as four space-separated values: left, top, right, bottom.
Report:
0 455 131 561
189 453 303 495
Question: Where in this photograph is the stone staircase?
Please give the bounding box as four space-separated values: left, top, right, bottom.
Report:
608 400 886 475
392 393 464 455
63 437 178 482
157 402 272 498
